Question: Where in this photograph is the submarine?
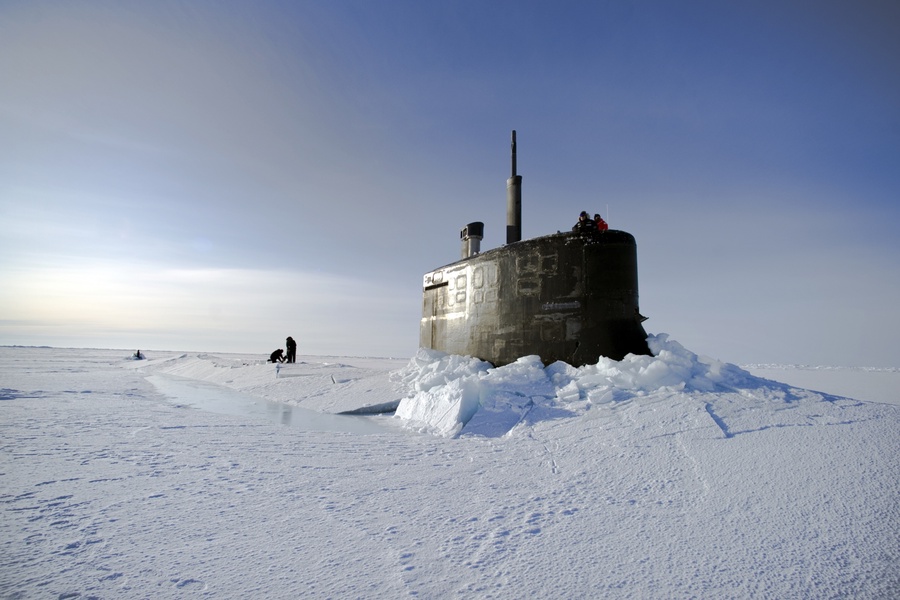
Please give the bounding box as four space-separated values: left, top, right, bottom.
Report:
419 131 652 367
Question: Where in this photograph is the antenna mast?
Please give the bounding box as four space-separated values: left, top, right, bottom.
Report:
506 130 522 244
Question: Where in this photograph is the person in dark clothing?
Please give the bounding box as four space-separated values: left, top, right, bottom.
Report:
285 336 297 364
594 213 609 232
269 349 285 363
572 211 596 234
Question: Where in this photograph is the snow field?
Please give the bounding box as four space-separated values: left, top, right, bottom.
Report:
1 340 898 598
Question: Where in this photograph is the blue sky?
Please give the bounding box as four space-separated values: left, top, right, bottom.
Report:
1 0 898 367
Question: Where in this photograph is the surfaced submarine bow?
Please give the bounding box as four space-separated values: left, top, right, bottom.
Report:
421 131 651 367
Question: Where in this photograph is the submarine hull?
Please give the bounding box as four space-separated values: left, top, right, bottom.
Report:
420 230 650 367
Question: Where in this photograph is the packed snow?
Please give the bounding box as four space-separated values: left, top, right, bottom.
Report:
1 336 898 598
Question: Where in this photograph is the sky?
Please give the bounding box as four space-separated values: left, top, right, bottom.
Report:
1 0 898 367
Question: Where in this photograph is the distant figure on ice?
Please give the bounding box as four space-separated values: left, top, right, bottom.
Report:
133 350 144 360
285 336 297 364
269 348 285 363
572 211 597 234
594 214 608 232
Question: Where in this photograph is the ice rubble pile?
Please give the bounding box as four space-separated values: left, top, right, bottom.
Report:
392 333 756 437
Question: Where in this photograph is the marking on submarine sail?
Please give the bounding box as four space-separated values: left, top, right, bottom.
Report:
542 301 581 311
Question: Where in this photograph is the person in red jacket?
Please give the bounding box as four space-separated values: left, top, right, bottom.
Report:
594 214 609 232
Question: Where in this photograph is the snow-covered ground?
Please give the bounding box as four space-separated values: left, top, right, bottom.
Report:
1 337 898 599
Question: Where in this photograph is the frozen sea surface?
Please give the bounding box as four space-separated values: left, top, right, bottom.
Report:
1 344 898 599
146 373 398 434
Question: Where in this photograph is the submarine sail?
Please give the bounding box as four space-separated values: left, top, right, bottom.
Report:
420 132 651 367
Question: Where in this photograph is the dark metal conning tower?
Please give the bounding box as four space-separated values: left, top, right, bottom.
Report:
420 132 650 366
